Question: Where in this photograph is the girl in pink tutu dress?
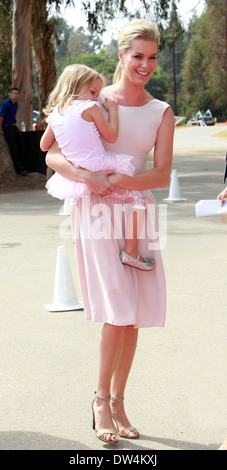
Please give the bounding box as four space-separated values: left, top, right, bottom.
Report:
41 64 154 271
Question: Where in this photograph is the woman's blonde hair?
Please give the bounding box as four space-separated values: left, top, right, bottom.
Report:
43 64 106 115
113 19 160 84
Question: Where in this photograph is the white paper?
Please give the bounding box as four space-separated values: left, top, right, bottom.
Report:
195 199 227 217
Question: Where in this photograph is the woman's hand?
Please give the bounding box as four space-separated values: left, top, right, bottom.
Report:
46 141 116 197
108 174 128 187
85 169 116 197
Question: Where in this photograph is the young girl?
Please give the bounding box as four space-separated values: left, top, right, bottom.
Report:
41 64 155 271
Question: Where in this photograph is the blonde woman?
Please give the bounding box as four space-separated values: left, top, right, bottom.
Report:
45 19 175 444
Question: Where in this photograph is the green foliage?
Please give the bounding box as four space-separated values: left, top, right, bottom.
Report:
67 26 102 57
158 33 187 111
52 18 74 73
161 0 184 48
81 0 172 34
4 0 225 123
145 66 169 101
63 49 118 85
181 0 226 121
0 0 12 103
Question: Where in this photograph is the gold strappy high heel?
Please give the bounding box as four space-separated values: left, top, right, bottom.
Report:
111 396 139 439
92 392 118 444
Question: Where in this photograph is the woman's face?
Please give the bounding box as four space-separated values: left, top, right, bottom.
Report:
119 38 158 86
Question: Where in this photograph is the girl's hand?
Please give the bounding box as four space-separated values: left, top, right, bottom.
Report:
102 96 118 112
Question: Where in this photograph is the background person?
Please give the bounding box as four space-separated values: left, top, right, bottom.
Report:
0 87 27 176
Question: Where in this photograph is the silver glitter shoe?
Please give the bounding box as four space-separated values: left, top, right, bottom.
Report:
119 250 155 271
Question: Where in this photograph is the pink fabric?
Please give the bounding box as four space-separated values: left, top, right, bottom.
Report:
74 99 170 328
46 99 146 205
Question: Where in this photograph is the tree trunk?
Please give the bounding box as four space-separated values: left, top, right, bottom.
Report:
12 0 33 131
0 134 16 185
32 0 56 129
172 42 177 116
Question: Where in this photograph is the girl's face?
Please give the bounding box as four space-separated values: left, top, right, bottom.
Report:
119 38 158 86
80 78 103 101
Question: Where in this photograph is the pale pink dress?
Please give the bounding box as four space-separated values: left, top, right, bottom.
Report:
74 98 170 328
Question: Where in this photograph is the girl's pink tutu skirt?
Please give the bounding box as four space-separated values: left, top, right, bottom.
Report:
46 152 149 206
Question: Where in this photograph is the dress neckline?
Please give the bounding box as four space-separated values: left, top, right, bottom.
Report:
118 99 157 109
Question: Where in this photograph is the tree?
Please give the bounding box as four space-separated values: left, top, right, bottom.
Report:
11 1 73 129
145 65 169 101
157 34 187 113
32 0 57 128
12 0 33 130
53 17 72 73
64 48 118 85
81 0 173 35
67 26 102 58
0 133 17 184
182 0 226 121
0 0 12 104
162 0 184 114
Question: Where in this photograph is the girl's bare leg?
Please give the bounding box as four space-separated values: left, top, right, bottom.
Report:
124 208 145 261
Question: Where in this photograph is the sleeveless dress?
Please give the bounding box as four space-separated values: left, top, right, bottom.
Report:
74 98 170 328
45 100 148 206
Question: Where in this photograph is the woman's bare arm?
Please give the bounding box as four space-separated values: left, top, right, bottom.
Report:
108 107 175 190
46 140 116 197
40 125 55 151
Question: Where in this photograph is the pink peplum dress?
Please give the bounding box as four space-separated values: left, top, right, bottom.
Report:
74 98 170 328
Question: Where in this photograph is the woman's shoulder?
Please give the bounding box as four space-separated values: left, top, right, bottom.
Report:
148 99 174 128
150 98 171 111
142 90 170 110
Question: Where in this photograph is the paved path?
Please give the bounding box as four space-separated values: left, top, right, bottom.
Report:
0 125 226 451
174 123 227 151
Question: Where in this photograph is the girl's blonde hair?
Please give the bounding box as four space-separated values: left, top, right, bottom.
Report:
113 19 160 84
43 64 106 115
